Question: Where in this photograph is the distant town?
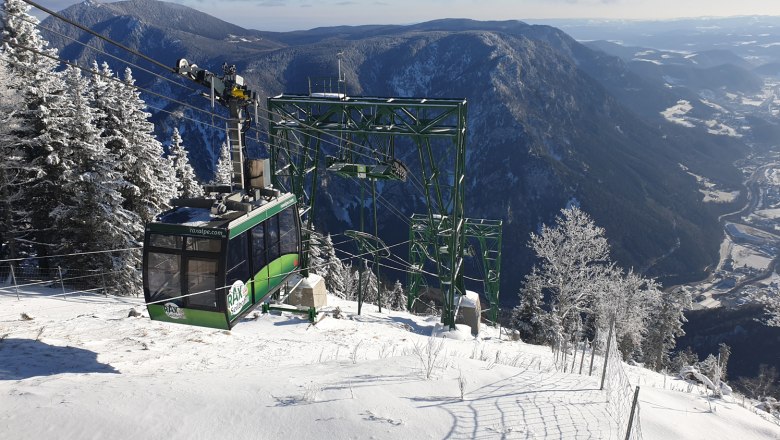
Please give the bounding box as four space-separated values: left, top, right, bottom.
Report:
677 151 780 312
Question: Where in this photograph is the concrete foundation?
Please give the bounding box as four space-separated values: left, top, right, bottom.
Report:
286 274 327 309
455 290 481 336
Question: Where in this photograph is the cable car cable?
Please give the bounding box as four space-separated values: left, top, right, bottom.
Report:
20 15 200 94
2 40 231 126
3 41 228 122
19 0 179 76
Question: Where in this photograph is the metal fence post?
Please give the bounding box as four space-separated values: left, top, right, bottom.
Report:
600 315 615 391
589 337 597 376
579 338 587 375
10 264 19 300
571 333 579 373
625 386 640 440
101 272 107 297
58 266 66 297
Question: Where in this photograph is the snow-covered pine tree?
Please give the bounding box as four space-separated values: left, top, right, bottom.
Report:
109 67 176 223
168 127 203 198
527 206 612 342
341 262 357 301
50 66 142 293
360 262 379 306
387 280 407 312
321 234 346 297
213 141 232 184
308 229 325 275
1 0 67 264
643 286 691 371
0 51 27 261
511 267 548 344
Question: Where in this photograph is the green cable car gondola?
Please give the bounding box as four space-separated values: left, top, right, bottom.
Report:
142 192 301 329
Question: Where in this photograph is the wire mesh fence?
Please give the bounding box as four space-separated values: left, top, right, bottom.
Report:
0 249 142 299
552 327 643 440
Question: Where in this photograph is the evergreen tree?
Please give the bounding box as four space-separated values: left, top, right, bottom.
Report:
1 0 58 76
49 66 142 294
1 0 67 264
360 262 379 306
308 229 326 275
213 141 232 184
387 280 407 312
341 263 357 301
511 267 548 344
718 343 731 382
168 127 203 198
111 67 176 223
321 234 346 297
643 286 691 371
0 51 27 261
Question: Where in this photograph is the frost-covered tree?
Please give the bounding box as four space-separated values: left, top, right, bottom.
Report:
718 343 731 382
341 263 358 301
359 262 379 306
643 286 691 371
109 67 176 223
527 206 612 341
321 234 345 296
0 51 27 261
387 279 407 312
1 0 67 263
308 229 326 275
213 141 232 184
50 66 142 293
168 127 203 198
511 267 549 344
1 0 58 76
594 269 661 361
760 294 780 327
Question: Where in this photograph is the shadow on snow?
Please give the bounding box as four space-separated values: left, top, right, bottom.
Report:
0 338 118 380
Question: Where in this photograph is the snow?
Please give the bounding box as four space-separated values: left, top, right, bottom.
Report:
661 100 696 127
730 243 772 270
2 289 780 439
632 58 663 65
755 208 780 219
460 289 480 308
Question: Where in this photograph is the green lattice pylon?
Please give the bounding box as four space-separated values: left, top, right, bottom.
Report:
408 216 502 326
267 95 468 328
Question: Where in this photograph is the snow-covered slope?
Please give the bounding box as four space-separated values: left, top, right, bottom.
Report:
2 290 779 439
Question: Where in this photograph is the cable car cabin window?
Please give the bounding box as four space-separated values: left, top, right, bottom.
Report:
147 252 181 303
266 215 280 262
251 223 265 272
186 258 218 309
226 233 250 286
279 206 298 255
185 237 222 253
149 234 183 250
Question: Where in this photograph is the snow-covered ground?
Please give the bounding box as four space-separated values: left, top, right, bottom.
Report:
2 288 780 439
661 100 695 127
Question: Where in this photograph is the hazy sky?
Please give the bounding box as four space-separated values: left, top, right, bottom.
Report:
34 0 780 31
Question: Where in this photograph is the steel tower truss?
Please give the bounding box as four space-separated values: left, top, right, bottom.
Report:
267 95 489 328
